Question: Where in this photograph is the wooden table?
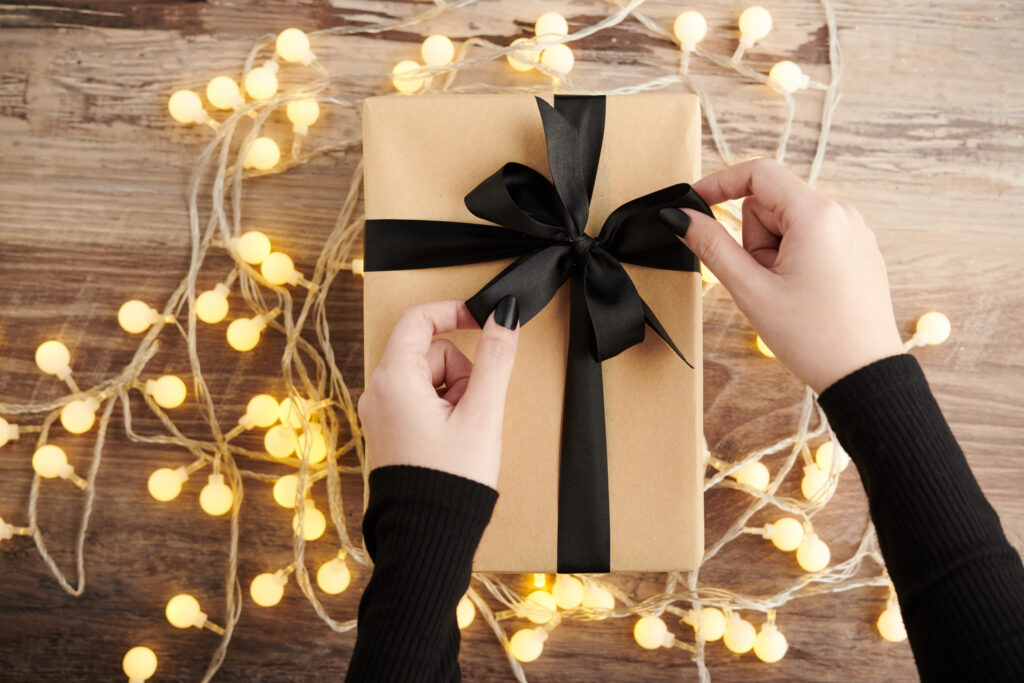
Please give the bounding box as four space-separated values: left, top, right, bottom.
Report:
1 1 1021 680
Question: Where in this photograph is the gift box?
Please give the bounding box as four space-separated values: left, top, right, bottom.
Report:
361 93 706 572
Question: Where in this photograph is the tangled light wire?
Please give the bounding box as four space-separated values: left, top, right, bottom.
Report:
0 0 948 680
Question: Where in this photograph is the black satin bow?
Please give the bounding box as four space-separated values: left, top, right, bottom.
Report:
365 95 712 572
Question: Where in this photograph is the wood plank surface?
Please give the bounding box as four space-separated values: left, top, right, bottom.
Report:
1 1 1022 681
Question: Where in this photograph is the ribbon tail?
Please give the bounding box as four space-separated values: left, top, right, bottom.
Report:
558 268 611 573
641 299 694 369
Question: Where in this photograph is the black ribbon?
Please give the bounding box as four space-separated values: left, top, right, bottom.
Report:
365 95 712 572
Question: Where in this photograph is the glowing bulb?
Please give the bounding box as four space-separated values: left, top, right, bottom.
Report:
0 417 19 448
738 6 773 46
32 445 72 479
195 284 230 324
235 230 272 264
688 606 727 642
457 594 476 629
754 623 789 663
227 316 267 352
507 38 540 72
392 60 425 94
168 89 205 124
815 440 850 473
532 573 547 588
250 571 287 607
296 427 328 465
276 28 314 64
551 574 584 609
509 627 547 663
796 533 831 572
148 466 188 502
801 464 829 501
877 602 907 642
581 585 615 612
674 10 708 50
165 594 207 629
145 375 187 409
60 397 99 434
723 613 756 654
763 517 805 552
245 136 281 171
522 590 556 625
540 44 574 74
118 300 162 334
292 500 327 541
286 98 320 135
769 61 810 94
535 12 569 37
351 258 364 276
272 475 299 509
732 461 770 491
199 474 233 516
206 76 242 110
755 334 775 358
421 35 455 67
261 252 301 285
244 66 278 100
279 396 312 428
317 552 351 594
915 311 951 346
122 646 157 682
265 424 297 459
240 394 280 430
634 615 674 649
35 340 71 378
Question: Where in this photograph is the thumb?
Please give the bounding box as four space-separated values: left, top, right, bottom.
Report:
458 295 520 422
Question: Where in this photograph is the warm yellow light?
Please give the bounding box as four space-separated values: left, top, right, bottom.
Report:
279 396 311 428
877 604 907 643
581 585 615 612
118 300 161 334
276 28 314 64
755 334 775 358
272 474 299 508
0 417 19 448
122 646 158 682
245 137 281 171
732 461 770 491
36 340 71 378
507 38 540 72
60 397 98 434
261 251 300 285
236 230 272 264
242 394 280 429
673 10 708 50
265 424 297 459
296 426 328 465
244 66 278 100
796 533 831 572
206 76 242 110
754 623 789 663
421 34 455 67
532 573 547 588
535 12 569 37
317 552 351 595
351 258 364 276
292 500 327 541
148 467 188 502
723 613 756 654
195 284 230 324
769 61 809 94
392 60 425 94
199 474 233 516
227 316 266 352
523 590 556 625
32 444 71 479
250 571 287 607
689 606 727 642
915 311 951 346
551 574 584 609
168 89 204 124
801 464 829 502
286 99 320 134
166 593 206 629
456 593 476 629
540 43 574 74
634 615 673 649
509 627 547 663
146 375 187 409
764 517 805 552
738 6 773 45
814 440 850 473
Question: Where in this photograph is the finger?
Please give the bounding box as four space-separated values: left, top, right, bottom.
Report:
425 338 474 404
381 299 481 363
457 297 520 422
741 197 781 269
692 158 816 220
676 208 776 304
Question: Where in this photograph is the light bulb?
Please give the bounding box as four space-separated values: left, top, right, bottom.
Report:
276 28 315 64
634 615 673 649
265 424 298 459
317 552 351 594
35 340 71 378
272 474 299 508
60 397 99 434
227 316 266 352
118 300 162 334
551 574 584 609
738 6 773 46
522 590 556 625
801 464 829 502
755 334 775 358
509 627 547 663
391 60 424 94
581 585 615 612
532 573 547 589
796 533 831 572
148 466 188 502
199 474 233 516
286 98 320 135
769 60 810 94
456 594 476 629
250 571 287 607
240 394 280 430
754 623 789 663
296 426 328 465
32 444 72 479
507 38 540 72
122 646 157 682
915 311 951 346
206 76 242 110
293 500 327 541
235 230 272 264
245 137 281 171
279 396 312 428
244 66 278 100
351 258 364 276
814 440 850 473
535 12 569 37
145 375 187 409
877 603 907 642
673 10 708 50
195 283 230 324
0 417 19 448
723 613 756 654
166 593 207 629
689 606 727 642
540 44 574 74
763 517 805 552
168 89 205 124
261 252 301 285
732 461 770 491
421 34 455 66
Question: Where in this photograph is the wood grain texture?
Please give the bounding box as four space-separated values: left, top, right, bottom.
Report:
1 1 1022 681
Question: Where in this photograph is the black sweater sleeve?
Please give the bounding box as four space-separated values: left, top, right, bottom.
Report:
346 465 498 683
818 354 1024 682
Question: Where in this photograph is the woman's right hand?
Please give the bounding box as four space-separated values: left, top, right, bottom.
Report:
660 158 904 394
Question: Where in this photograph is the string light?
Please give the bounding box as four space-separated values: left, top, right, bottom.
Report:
276 28 315 65
272 474 299 508
35 340 72 379
296 426 328 465
723 612 756 654
755 334 776 358
457 594 476 629
286 99 320 135
292 499 327 541
531 573 547 589
233 230 272 265
421 35 455 67
391 60 425 94
240 394 280 430
195 283 231 324
551 574 584 609
634 615 674 649
769 61 810 94
165 593 207 629
534 12 569 38
540 43 574 76
521 590 557 625
877 594 907 643
279 396 312 428
509 627 547 663
738 6 773 47
226 315 267 352
199 474 233 516
122 646 157 683
60 397 99 434
0 417 19 448
506 38 540 72
731 461 771 491
118 300 163 334
243 63 279 100
673 10 708 51
0 515 32 541
168 89 210 126
753 613 789 663
32 444 84 487
796 533 832 572
244 137 281 171
814 440 851 473
913 311 951 346
206 76 243 111
581 584 615 612
316 551 351 594
147 466 188 502
265 424 298 459
801 463 829 501
250 569 289 607
260 252 303 286
761 517 805 552
684 606 727 642
145 375 187 409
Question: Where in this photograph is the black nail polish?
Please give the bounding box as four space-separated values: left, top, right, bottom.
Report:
494 295 519 330
658 207 690 239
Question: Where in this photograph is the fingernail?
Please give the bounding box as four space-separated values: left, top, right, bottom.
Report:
494 295 519 330
658 207 690 239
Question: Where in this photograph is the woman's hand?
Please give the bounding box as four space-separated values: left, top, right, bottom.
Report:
660 158 904 393
357 297 520 489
